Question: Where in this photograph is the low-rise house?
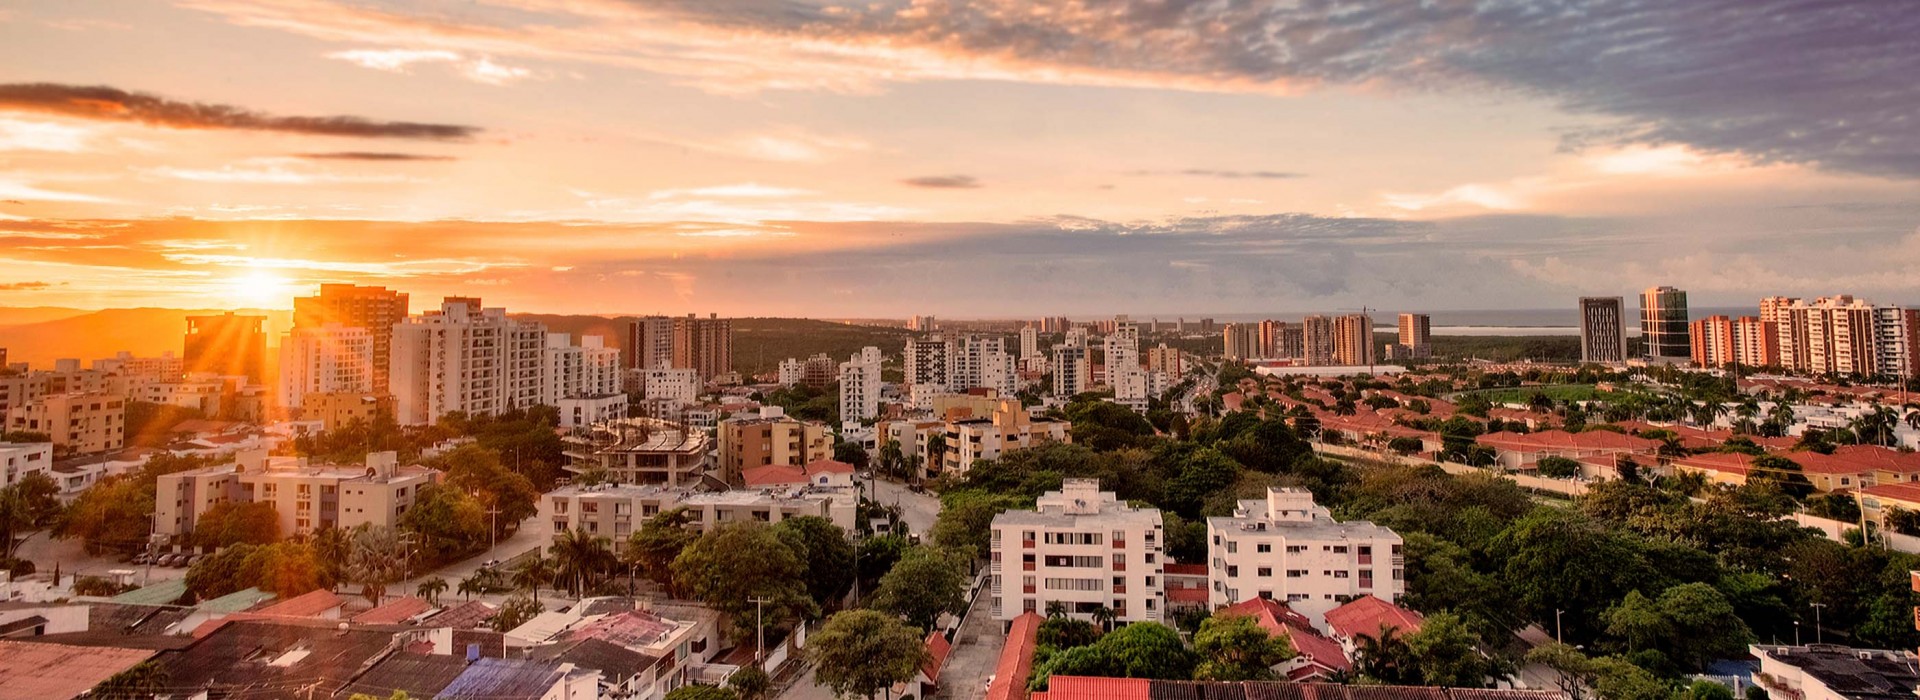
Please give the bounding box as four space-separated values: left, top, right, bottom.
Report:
1752 644 1920 700
1323 594 1424 657
741 458 856 489
1214 598 1349 681
505 597 721 700
1474 430 1659 471
548 483 846 540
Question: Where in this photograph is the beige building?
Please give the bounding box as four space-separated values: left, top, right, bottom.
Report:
990 479 1166 624
941 398 1070 476
1207 488 1405 622
1332 313 1374 367
1 441 53 489
547 484 841 540
717 408 832 484
671 314 734 381
5 391 125 454
563 417 712 486
300 391 390 431
154 449 439 538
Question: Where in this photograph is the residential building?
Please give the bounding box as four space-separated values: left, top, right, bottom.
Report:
292 284 409 393
1776 296 1889 376
940 398 1070 476
1222 324 1258 361
1735 315 1781 367
670 314 733 380
1206 487 1404 621
563 417 711 486
1105 322 1146 410
0 441 52 489
1871 306 1916 377
909 315 937 331
1390 313 1431 360
539 334 623 406
507 596 724 700
1213 598 1350 681
183 313 269 384
300 391 389 431
556 394 629 429
1302 316 1335 366
839 346 884 427
1579 297 1628 364
717 407 832 484
1146 344 1184 376
1274 322 1305 360
1019 326 1039 360
905 336 950 391
951 335 1016 396
626 315 675 370
1052 342 1090 397
1640 286 1691 360
1750 644 1920 700
1332 314 1374 367
389 299 617 425
154 449 439 538
548 484 839 539
92 351 183 383
990 479 1166 624
4 392 124 454
638 368 701 405
1690 315 1736 368
278 324 373 409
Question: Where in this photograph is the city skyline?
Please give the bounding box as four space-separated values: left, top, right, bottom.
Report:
2 1 1918 316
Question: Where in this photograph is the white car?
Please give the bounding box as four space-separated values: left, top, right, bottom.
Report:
984 675 996 692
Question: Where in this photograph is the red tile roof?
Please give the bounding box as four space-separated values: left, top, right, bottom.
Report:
253 589 345 619
923 631 952 683
1858 481 1920 504
1827 445 1920 474
1216 598 1350 674
1032 676 1151 700
804 458 855 474
354 596 432 625
1476 429 1657 452
1324 595 1424 642
741 464 808 487
1162 563 1208 576
985 612 1041 700
0 640 156 700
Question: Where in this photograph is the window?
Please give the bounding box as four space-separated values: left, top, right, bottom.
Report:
1256 567 1272 577
1044 578 1104 591
1333 570 1350 578
1256 543 1272 553
1226 541 1238 554
1286 545 1306 553
1259 591 1273 600
1227 565 1239 576
1287 569 1307 578
1145 599 1155 610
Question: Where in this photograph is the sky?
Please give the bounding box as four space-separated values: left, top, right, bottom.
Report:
0 0 1916 317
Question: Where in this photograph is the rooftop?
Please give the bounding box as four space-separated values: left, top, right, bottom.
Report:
1755 644 1920 700
436 657 578 700
0 639 156 700
1324 595 1424 642
1033 677 1567 700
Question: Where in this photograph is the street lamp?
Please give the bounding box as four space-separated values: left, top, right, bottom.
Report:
1811 603 1826 644
1554 609 1564 644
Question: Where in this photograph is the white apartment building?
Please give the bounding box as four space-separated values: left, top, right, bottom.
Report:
278 324 373 409
839 346 884 427
1020 326 1039 360
1207 488 1405 622
777 357 805 387
390 299 620 425
1 442 52 489
941 398 1070 476
904 337 950 390
557 394 629 428
548 483 842 540
990 479 1165 625
638 368 701 405
1105 322 1147 411
1052 342 1090 398
155 449 439 538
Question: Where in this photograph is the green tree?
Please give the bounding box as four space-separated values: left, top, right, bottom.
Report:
728 666 772 700
1387 436 1425 456
1749 455 1814 499
189 500 281 548
513 555 556 602
237 541 335 598
399 484 489 563
628 507 698 596
1526 643 1671 700
774 515 856 605
673 522 815 641
872 546 968 631
1352 626 1419 685
90 660 169 700
663 686 737 700
1405 611 1500 687
491 593 543 632
810 609 928 700
833 442 870 471
1030 622 1195 690
0 472 62 560
346 525 411 604
184 544 259 600
931 490 1024 557
551 527 617 597
54 474 152 555
417 576 448 605
1536 456 1582 479
431 445 539 538
1192 613 1295 681
1037 616 1101 649
1165 448 1242 517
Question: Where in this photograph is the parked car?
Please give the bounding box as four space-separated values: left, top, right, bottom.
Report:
132 553 151 565
182 554 201 567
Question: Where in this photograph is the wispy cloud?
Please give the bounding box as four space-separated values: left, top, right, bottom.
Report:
0 118 94 152
0 178 111 203
0 281 57 291
326 48 535 85
647 183 813 199
901 175 981 189
0 83 480 140
295 151 456 162
142 159 423 185
1134 169 1303 180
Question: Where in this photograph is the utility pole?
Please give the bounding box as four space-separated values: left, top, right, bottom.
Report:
1554 609 1564 644
749 596 772 662
1811 603 1826 644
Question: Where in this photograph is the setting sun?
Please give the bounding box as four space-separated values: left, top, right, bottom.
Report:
228 269 292 308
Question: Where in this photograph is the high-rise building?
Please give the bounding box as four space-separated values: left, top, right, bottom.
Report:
278 324 373 410
1105 322 1147 410
671 314 733 380
909 315 937 332
1394 313 1432 359
1222 324 1259 361
904 336 949 389
1773 296 1892 376
1257 319 1280 358
293 284 409 393
1579 297 1627 364
1733 316 1780 368
1275 322 1305 359
184 313 268 383
1146 344 1183 376
1302 315 1335 366
839 346 884 427
1871 306 1916 378
1690 315 1736 368
1019 326 1039 360
389 298 617 425
1333 313 1374 366
627 315 674 370
1640 286 1691 360
538 334 622 406
1052 342 1090 398
1763 296 1807 369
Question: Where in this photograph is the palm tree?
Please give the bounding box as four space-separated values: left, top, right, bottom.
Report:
1090 606 1117 632
457 573 486 601
1905 406 1920 431
347 525 410 605
513 556 555 603
925 433 949 472
1045 601 1067 619
878 440 904 479
551 527 615 597
417 576 449 606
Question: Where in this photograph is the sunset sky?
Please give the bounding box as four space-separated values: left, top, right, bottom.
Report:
1 0 1916 317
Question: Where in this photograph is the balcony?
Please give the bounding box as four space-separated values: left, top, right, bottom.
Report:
1358 554 1373 565
1113 585 1127 594
1023 562 1036 571
1112 540 1126 549
1113 562 1126 572
1023 585 1036 594
1023 539 1035 549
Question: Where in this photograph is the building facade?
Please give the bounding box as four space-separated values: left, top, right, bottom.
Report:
278 324 374 410
292 284 409 394
1578 297 1627 364
717 409 832 484
1302 316 1335 366
183 313 268 384
563 417 711 486
1207 488 1405 622
838 346 884 427
155 450 438 538
1332 314 1374 367
626 316 675 370
940 398 1070 476
4 392 124 454
549 484 837 540
1639 286 1691 360
990 479 1166 625
670 315 733 380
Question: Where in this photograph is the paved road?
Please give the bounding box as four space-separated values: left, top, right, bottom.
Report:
934 586 1002 700
16 534 188 588
868 477 941 539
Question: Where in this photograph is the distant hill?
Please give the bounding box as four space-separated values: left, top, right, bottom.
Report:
0 307 292 369
0 306 93 327
519 314 913 377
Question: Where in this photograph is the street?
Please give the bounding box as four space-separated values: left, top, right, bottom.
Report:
868 477 941 539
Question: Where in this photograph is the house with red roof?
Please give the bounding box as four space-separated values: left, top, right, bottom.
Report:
900 631 953 699
985 612 1041 700
1670 449 1884 493
1323 595 1424 657
1855 482 1920 533
353 596 433 625
1474 429 1658 471
1214 598 1349 681
740 458 856 488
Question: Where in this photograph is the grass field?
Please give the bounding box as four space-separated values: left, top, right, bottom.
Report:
1464 384 1605 404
